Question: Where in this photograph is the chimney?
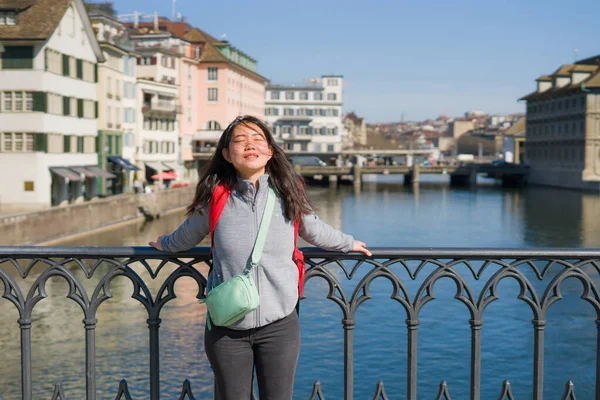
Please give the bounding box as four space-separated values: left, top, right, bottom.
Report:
154 12 158 31
133 11 139 29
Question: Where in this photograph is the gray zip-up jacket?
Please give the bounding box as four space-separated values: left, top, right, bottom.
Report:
161 174 354 330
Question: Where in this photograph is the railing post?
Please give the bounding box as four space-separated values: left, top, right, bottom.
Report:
342 318 355 400
148 317 162 400
533 319 546 400
470 319 482 400
19 318 32 400
84 318 97 400
406 319 419 400
596 320 600 400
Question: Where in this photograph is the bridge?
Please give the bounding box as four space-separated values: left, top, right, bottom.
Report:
294 163 531 188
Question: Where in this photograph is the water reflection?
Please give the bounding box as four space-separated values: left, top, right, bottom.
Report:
1 177 600 399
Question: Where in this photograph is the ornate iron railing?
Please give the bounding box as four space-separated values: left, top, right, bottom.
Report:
1 246 599 400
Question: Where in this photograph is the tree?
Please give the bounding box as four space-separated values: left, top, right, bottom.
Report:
84 2 116 16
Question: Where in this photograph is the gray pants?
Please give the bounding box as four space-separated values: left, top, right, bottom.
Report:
204 311 301 400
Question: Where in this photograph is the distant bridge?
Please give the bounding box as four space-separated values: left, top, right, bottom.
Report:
295 163 530 188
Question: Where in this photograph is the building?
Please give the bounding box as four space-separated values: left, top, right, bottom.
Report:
0 0 109 207
121 15 266 173
265 76 345 156
89 10 140 195
343 112 367 148
447 120 474 139
502 117 526 164
520 57 600 189
129 29 182 185
182 27 267 157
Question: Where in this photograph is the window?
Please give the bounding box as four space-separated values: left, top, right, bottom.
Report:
107 76 112 97
306 108 314 116
107 106 112 126
327 93 337 101
208 88 218 102
1 46 33 69
327 128 337 135
327 144 334 152
314 143 322 152
299 92 308 100
297 108 306 116
281 126 291 134
194 46 202 59
284 108 294 116
271 91 280 100
299 126 309 135
332 108 339 116
301 143 308 151
3 92 12 111
0 12 16 25
208 67 218 81
1 133 34 152
327 78 338 86
83 61 94 82
285 91 294 100
206 120 221 130
314 92 323 101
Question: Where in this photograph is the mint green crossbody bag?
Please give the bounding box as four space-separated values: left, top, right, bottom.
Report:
202 186 276 329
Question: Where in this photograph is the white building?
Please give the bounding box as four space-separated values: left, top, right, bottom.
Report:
265 75 344 156
0 0 107 207
134 44 180 184
89 11 140 195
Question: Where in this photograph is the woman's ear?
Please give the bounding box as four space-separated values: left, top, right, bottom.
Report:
222 148 230 163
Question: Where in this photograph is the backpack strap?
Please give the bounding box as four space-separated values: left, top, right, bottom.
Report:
209 183 231 248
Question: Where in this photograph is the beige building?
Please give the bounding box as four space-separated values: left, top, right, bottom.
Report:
520 57 600 189
89 11 140 194
343 112 367 148
447 120 474 139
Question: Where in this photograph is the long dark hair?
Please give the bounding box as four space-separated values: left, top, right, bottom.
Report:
186 115 314 221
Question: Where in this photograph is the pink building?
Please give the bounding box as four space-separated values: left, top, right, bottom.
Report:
178 42 200 181
182 28 268 160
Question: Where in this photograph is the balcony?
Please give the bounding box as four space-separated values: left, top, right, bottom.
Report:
141 101 178 118
0 246 597 399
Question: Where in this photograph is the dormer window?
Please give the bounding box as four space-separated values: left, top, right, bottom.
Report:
0 11 16 25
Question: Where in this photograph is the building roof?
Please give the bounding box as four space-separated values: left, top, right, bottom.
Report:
345 112 364 125
0 0 37 9
182 27 267 82
0 0 70 40
520 61 600 101
0 0 104 62
266 84 323 91
503 118 526 137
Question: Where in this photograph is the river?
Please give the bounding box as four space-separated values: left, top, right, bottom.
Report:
1 175 599 399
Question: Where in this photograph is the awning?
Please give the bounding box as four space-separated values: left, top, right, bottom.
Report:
70 166 96 179
274 117 313 124
145 162 164 172
108 156 140 171
85 166 117 179
162 161 179 171
49 167 82 182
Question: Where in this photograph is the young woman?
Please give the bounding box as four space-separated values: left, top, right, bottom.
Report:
149 115 370 400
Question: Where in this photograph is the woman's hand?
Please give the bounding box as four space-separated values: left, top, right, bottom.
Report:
352 240 372 257
149 235 167 251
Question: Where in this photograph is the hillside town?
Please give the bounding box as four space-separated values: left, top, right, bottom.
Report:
0 0 599 212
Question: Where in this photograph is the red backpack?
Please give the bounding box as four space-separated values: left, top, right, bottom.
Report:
208 183 306 297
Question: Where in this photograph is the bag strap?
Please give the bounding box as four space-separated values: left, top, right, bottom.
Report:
209 183 230 247
248 186 276 272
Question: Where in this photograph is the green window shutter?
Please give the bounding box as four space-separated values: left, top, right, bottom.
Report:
78 136 84 153
44 48 48 71
76 59 83 79
95 101 98 118
116 135 122 155
34 133 48 152
94 64 98 82
32 92 47 112
1 46 34 69
63 96 70 116
77 99 83 118
62 55 70 76
63 135 71 153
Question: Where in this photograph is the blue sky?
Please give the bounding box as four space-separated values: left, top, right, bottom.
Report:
114 0 600 122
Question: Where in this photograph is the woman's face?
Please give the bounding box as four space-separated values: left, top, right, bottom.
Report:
222 122 273 179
